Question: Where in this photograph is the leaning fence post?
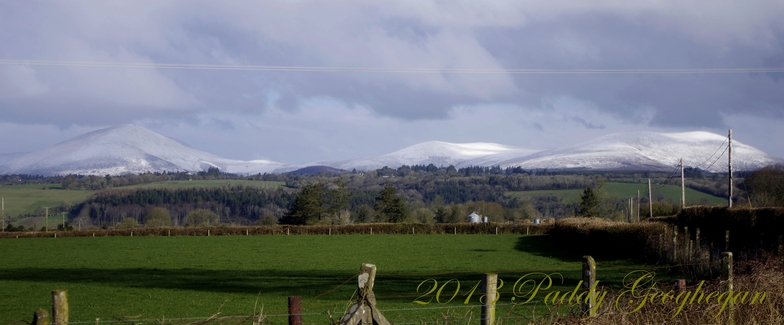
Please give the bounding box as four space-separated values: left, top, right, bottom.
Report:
288 296 302 325
32 308 50 325
581 256 596 317
52 290 68 325
481 273 498 325
722 252 734 325
339 263 391 325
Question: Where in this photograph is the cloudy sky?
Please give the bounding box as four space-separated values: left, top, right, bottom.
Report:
1 1 783 164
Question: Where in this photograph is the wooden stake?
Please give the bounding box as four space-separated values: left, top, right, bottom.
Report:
32 308 49 325
581 256 597 317
726 230 730 251
722 252 734 325
672 227 678 262
481 274 498 325
52 290 68 325
288 296 302 325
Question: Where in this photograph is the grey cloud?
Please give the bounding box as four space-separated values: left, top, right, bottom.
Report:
1 1 783 160
572 117 606 130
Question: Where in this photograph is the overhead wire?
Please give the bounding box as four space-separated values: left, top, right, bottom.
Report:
2 59 784 74
698 138 728 170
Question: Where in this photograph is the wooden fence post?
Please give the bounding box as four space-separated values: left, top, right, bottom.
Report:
725 230 730 251
52 290 68 325
675 279 686 293
288 296 302 325
778 235 783 255
581 256 596 317
339 264 391 325
684 227 690 262
481 273 498 325
722 252 734 325
32 308 50 325
672 227 678 262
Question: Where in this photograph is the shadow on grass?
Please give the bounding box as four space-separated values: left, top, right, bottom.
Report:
514 235 582 262
0 267 492 304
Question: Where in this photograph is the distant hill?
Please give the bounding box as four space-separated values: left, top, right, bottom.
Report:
1 126 780 176
287 165 344 175
0 125 283 176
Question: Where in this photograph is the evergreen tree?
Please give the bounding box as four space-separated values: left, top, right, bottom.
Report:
374 185 409 223
281 182 327 225
579 186 599 217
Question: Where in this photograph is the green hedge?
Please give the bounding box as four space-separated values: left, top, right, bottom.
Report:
677 206 784 252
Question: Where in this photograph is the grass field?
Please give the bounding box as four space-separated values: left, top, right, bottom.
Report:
507 182 726 205
0 184 94 218
0 234 670 324
0 180 284 226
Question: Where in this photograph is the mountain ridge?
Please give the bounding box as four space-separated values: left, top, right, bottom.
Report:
0 125 780 176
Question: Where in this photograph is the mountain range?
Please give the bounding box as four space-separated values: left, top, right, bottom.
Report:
0 124 780 176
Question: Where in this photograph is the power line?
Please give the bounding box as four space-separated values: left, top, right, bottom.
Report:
703 145 729 171
698 138 728 170
2 59 784 74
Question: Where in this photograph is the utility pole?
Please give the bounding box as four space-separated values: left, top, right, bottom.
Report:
2 197 4 232
44 207 50 232
681 158 686 209
648 179 653 219
637 190 641 223
728 129 733 208
61 212 66 230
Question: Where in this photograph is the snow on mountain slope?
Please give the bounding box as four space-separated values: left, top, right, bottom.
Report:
0 125 284 176
499 131 781 172
1 127 780 176
291 141 541 171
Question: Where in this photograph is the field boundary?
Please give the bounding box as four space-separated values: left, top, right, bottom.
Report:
0 222 554 238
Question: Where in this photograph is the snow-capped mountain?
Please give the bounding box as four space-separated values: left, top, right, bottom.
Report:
277 141 541 172
0 126 780 176
0 125 284 176
498 131 781 172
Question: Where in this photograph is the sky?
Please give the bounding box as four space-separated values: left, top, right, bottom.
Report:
1 1 783 164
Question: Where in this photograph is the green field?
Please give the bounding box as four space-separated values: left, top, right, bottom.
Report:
507 182 725 205
0 180 284 226
0 184 94 218
0 234 669 324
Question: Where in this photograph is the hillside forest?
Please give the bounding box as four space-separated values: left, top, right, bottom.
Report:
2 164 782 230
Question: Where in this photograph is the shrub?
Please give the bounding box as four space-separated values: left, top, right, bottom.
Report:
116 217 139 229
184 209 219 227
144 207 172 227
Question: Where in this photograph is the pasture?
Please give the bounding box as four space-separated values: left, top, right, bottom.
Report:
0 184 94 218
0 234 667 324
507 182 726 205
